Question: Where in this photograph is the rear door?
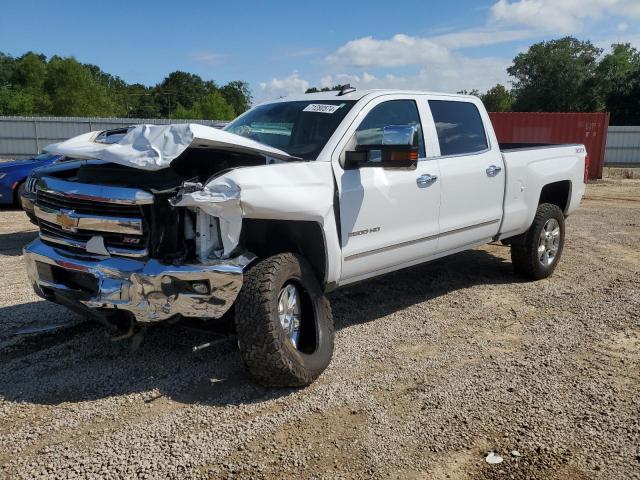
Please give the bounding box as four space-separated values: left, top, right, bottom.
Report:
332 95 442 283
426 98 505 253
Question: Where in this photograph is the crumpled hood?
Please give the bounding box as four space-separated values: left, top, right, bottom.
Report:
45 123 296 171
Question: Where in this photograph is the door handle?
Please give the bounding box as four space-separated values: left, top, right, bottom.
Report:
416 174 438 187
486 165 502 177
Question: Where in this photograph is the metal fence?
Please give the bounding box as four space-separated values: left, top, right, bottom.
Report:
0 116 228 159
604 126 640 166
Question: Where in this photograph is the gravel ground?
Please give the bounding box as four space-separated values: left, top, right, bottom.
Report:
0 179 638 479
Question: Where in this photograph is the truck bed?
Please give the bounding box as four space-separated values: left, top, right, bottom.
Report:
498 141 587 241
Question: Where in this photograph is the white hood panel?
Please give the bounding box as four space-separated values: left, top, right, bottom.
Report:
45 123 295 171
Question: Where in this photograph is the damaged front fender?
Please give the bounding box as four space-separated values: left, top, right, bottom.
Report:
171 178 243 258
171 161 340 281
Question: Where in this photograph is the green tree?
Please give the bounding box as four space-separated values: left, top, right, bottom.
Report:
508 37 603 112
154 71 217 117
597 43 640 85
119 83 161 118
305 84 350 93
12 52 51 113
0 53 16 87
0 50 253 118
456 89 481 96
44 56 118 116
0 87 34 115
220 80 251 116
12 52 47 90
602 68 640 125
173 103 196 119
596 43 640 124
481 84 514 112
196 91 235 120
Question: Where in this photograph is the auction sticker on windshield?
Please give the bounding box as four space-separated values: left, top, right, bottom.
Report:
303 104 343 114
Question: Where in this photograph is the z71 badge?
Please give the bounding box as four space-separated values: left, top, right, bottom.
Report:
348 227 381 238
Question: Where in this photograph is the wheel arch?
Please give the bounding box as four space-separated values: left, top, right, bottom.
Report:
538 180 572 215
241 218 328 288
12 176 29 205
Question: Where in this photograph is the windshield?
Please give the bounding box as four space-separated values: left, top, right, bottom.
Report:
225 100 356 160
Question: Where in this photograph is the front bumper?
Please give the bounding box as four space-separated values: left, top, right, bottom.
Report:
24 239 255 323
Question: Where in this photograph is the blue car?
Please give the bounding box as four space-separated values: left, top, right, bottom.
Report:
0 153 63 206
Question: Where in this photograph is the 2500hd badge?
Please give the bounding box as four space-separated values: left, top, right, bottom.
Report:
348 226 381 238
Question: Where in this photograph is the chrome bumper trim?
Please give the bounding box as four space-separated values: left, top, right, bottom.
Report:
39 233 149 258
24 239 255 323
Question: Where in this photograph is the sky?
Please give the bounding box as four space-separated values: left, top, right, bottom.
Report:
1 0 639 103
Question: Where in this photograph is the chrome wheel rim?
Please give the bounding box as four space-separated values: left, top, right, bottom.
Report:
538 218 561 267
278 283 301 348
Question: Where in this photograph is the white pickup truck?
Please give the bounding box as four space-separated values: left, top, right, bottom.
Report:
24 88 587 386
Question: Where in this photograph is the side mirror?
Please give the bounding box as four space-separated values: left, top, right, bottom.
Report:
344 124 419 170
382 125 418 146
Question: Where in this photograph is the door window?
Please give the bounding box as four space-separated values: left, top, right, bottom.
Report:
428 100 488 156
355 100 425 157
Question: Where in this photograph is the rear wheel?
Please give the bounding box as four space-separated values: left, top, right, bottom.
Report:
235 253 334 387
511 203 565 280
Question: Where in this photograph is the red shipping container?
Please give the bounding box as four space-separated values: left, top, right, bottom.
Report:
488 112 610 180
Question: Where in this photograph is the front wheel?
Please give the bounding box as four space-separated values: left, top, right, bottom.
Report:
14 181 26 206
511 203 565 280
235 253 334 387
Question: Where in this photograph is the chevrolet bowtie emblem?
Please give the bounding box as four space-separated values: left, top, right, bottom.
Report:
56 209 79 232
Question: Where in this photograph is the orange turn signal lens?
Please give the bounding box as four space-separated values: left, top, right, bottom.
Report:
389 150 418 161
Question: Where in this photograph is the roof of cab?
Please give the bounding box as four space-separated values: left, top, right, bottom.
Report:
262 89 479 104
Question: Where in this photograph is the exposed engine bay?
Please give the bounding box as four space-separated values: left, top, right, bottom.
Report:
37 147 272 263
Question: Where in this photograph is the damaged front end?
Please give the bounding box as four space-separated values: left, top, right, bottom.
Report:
23 123 293 324
24 122 335 326
23 168 256 324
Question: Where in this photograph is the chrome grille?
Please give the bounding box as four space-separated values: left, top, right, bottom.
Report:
37 190 143 217
34 177 152 258
25 176 38 193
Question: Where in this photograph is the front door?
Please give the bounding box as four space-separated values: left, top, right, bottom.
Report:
333 97 441 283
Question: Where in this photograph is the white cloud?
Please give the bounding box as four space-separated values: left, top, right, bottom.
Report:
324 28 535 71
430 28 535 49
347 56 510 93
258 71 309 101
319 75 333 89
362 72 376 83
313 29 516 97
618 22 629 33
325 73 364 86
491 0 640 33
189 51 226 66
327 34 451 68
